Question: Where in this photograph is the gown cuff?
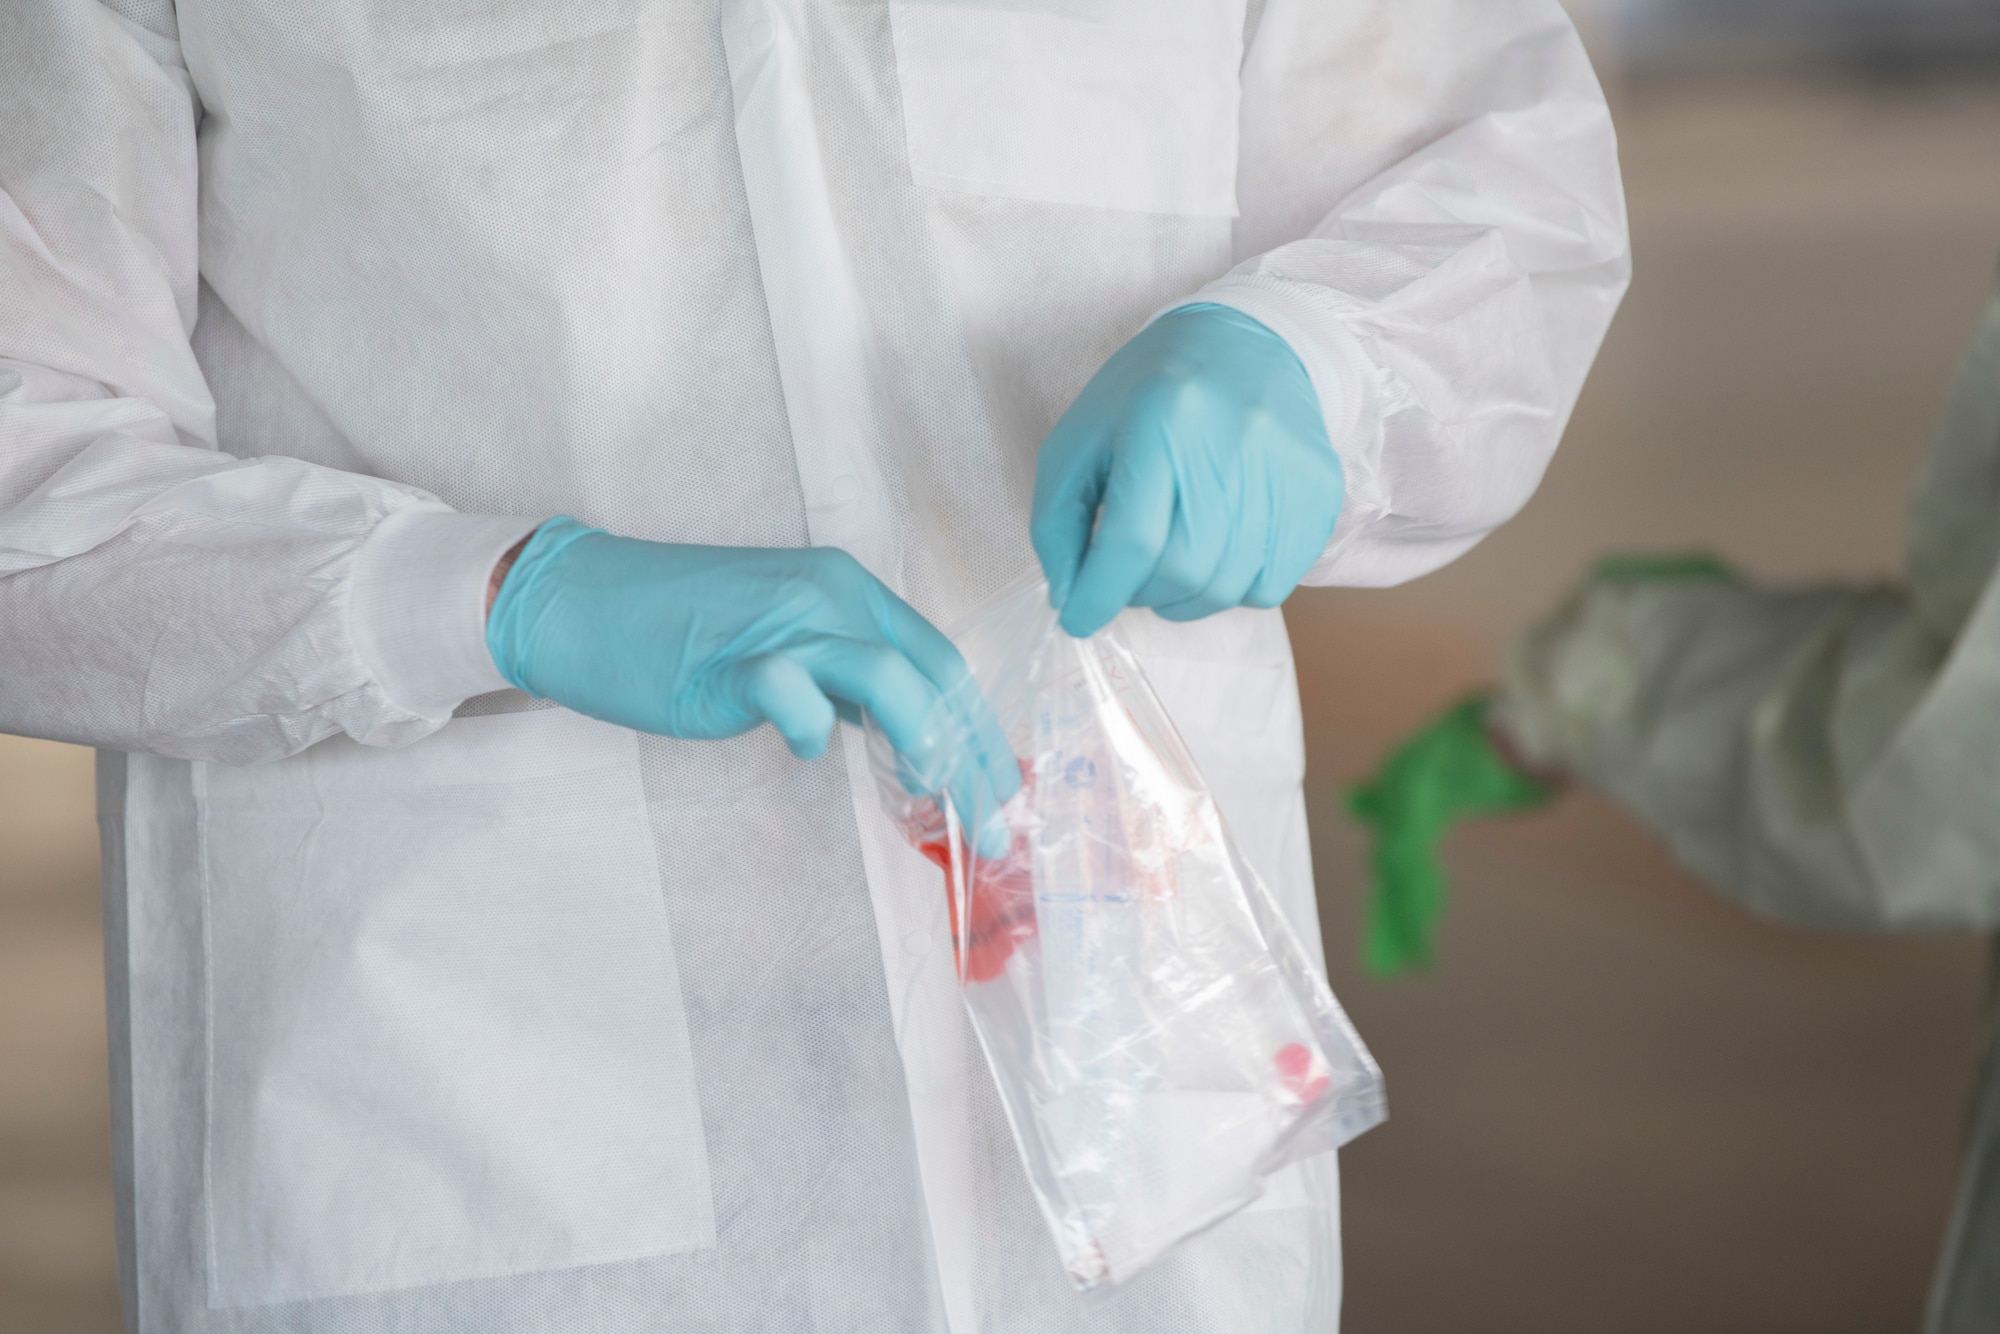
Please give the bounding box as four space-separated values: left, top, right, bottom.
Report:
346 507 547 718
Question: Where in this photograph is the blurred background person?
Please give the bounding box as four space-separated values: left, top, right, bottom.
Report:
6 2 2000 1333
1354 263 2000 1332
1324 2 2000 1331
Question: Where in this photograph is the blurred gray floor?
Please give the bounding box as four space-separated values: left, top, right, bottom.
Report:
4 67 2000 1334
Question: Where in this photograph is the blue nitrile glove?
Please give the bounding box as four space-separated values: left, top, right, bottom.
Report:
487 519 1021 854
1031 303 1344 638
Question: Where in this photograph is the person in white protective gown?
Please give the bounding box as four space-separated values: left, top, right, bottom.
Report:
1482 271 2000 1334
0 1 1627 1330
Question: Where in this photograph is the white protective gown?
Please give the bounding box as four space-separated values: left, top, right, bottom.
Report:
0 1 1628 1329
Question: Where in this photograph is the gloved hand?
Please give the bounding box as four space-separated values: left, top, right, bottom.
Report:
1347 696 1556 975
486 518 1022 852
1031 303 1344 638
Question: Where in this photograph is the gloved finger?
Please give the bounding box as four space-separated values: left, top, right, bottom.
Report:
1154 486 1271 622
802 637 1009 855
797 638 945 780
1029 428 1109 615
1243 562 1305 610
873 592 1022 807
1132 445 1231 610
1246 454 1342 608
735 653 839 759
1059 422 1175 638
821 566 1020 847
1243 533 1321 609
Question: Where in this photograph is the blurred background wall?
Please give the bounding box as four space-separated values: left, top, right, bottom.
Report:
4 5 2000 1331
0 737 108 1331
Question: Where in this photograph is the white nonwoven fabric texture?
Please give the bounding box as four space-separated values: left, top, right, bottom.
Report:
3 0 1628 1328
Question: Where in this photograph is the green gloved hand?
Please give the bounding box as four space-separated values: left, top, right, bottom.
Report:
1347 696 1555 976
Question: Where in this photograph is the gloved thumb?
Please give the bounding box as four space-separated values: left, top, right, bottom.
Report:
736 654 839 760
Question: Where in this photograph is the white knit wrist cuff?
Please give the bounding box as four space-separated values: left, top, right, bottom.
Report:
347 507 546 718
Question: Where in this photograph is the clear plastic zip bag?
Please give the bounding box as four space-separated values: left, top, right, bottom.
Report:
866 576 1385 1291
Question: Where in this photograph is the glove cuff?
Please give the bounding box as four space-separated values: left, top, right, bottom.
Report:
483 516 609 695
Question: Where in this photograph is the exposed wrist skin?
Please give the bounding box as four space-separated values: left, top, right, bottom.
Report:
488 532 534 617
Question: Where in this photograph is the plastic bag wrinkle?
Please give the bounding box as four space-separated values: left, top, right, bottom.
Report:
866 575 1384 1291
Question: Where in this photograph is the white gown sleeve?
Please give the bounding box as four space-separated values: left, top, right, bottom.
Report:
1183 0 1630 588
1489 283 2000 932
0 0 530 763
